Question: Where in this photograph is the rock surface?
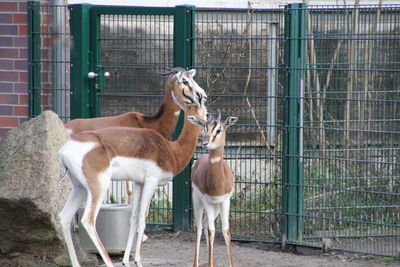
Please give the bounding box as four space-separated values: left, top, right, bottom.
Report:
0 110 97 266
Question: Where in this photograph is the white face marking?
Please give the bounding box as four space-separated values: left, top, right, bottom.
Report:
110 156 173 185
174 110 181 117
181 70 207 107
210 157 221 164
206 143 220 150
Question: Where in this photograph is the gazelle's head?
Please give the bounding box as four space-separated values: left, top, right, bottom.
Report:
162 67 207 108
199 109 238 150
173 89 208 125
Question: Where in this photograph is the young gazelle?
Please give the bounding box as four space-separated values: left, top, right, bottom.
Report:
58 92 208 267
191 110 239 267
65 67 207 204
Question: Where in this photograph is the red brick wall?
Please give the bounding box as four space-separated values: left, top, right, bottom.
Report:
0 0 28 138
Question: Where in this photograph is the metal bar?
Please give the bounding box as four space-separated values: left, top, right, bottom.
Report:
28 1 41 118
91 6 176 16
297 4 307 242
52 1 67 119
69 4 92 119
90 5 101 117
282 3 307 243
172 4 195 232
285 212 400 228
267 23 278 147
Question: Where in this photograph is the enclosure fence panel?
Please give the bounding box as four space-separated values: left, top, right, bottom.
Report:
299 5 400 256
193 8 286 242
193 5 400 255
28 2 70 121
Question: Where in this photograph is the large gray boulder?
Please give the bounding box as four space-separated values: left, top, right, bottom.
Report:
0 111 96 266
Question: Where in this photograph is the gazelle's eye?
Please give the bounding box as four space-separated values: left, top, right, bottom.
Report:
216 129 221 135
183 80 189 86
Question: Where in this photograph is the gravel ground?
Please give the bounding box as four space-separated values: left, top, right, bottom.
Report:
104 231 400 267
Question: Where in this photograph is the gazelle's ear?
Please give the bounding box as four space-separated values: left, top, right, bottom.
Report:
216 109 221 122
223 116 239 129
172 71 183 82
187 116 206 127
186 69 196 78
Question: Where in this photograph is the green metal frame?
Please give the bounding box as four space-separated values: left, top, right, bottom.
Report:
172 5 195 232
89 6 177 118
69 4 93 119
28 1 41 118
72 4 195 231
282 3 306 243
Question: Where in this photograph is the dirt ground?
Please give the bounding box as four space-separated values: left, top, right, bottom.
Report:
106 231 400 267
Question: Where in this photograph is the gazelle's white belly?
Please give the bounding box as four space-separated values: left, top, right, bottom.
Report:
110 156 173 185
192 183 233 205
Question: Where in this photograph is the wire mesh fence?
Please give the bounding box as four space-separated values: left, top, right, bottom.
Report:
98 12 175 226
193 8 286 241
301 5 400 256
28 2 70 121
99 14 174 116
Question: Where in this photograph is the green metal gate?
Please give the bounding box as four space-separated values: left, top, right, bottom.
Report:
69 4 196 231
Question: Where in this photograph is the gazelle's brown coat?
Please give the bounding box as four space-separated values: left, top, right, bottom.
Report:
191 148 234 196
58 100 207 267
191 113 238 267
74 113 202 179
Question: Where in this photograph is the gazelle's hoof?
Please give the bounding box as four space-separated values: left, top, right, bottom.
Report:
134 260 143 267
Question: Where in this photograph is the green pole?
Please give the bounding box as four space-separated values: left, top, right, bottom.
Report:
297 4 306 242
282 3 306 243
28 1 41 118
172 4 195 232
90 8 102 118
69 4 92 119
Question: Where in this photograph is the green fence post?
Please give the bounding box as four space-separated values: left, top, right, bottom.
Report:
89 8 102 118
282 3 307 243
69 4 92 119
28 1 41 118
297 4 306 242
172 4 195 232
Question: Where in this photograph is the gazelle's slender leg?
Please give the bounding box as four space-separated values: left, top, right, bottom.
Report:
133 179 158 267
81 172 113 267
221 200 235 267
203 216 209 249
205 207 216 267
59 181 87 267
192 194 204 267
124 184 148 244
123 182 143 267
125 181 133 204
